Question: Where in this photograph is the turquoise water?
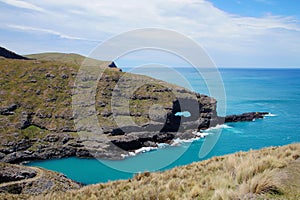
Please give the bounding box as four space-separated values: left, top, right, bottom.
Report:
27 68 300 184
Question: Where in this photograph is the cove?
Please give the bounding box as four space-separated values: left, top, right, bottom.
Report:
27 68 300 184
26 119 298 185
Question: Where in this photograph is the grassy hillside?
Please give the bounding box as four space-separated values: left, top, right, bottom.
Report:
1 52 216 162
26 53 106 66
34 143 300 200
0 55 193 143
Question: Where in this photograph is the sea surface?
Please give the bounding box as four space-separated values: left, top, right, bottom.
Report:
27 68 300 184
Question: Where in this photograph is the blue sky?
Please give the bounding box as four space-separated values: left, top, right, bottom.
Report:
210 0 300 18
0 0 300 68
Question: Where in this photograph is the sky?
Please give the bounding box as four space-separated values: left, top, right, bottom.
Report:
0 0 300 68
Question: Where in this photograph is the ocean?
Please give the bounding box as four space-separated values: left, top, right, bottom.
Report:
27 68 300 184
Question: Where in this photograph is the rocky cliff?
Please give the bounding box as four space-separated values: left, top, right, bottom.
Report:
0 54 219 163
0 52 268 163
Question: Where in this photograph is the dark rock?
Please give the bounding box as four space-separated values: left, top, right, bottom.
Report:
35 89 41 95
0 103 18 115
3 141 16 147
153 88 172 92
17 112 32 129
224 112 269 123
23 150 33 155
0 148 14 154
36 146 76 160
101 111 112 117
45 73 55 78
68 142 84 148
1 152 36 163
0 46 30 60
97 101 106 107
153 132 174 143
3 184 23 194
111 128 125 136
43 134 59 143
61 146 77 157
62 137 71 144
19 170 36 179
111 135 143 151
16 139 32 151
0 167 30 183
0 152 5 159
61 74 69 79
130 112 142 117
76 149 92 157
131 94 158 100
198 118 210 130
143 141 157 147
36 110 52 118
108 62 117 68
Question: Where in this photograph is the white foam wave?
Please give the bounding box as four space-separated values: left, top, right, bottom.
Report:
121 126 232 158
157 143 169 148
121 146 158 158
192 131 209 138
171 137 202 146
264 113 277 117
134 147 157 154
203 124 232 132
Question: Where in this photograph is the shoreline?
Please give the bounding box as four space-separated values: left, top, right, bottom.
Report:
0 112 270 165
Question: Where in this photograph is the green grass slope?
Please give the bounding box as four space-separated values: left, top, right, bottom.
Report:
26 52 106 66
1 52 212 162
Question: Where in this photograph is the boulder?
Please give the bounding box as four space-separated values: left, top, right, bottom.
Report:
0 103 18 115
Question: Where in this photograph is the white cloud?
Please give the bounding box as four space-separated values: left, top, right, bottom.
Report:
7 24 98 42
1 0 300 66
0 0 44 12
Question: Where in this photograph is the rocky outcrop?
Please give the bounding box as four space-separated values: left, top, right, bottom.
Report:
0 164 36 184
111 132 174 151
0 162 82 195
0 46 30 60
0 104 18 115
0 53 270 163
224 112 269 123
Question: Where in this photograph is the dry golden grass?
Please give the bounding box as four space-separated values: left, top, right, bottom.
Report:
31 143 299 200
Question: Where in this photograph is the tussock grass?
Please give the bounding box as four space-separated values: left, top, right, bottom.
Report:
31 143 299 200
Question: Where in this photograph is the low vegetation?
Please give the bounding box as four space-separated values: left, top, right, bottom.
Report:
28 143 300 200
0 54 189 145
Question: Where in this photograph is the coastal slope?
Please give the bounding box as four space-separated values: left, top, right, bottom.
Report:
0 52 218 163
31 143 300 200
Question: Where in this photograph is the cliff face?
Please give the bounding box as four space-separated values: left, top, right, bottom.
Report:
0 55 218 163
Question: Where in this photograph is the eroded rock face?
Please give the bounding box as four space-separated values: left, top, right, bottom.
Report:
0 165 36 184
